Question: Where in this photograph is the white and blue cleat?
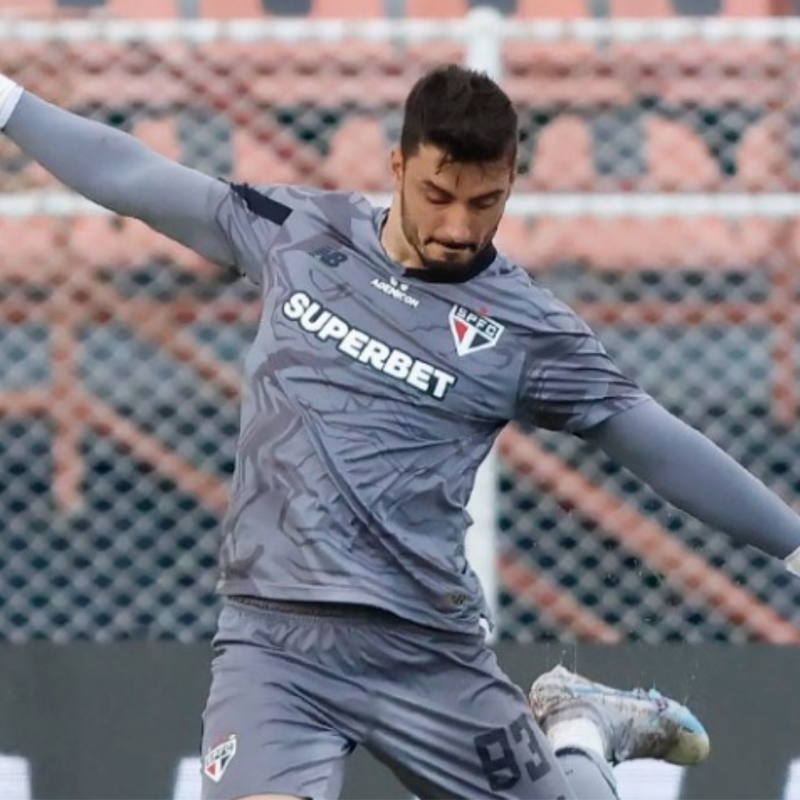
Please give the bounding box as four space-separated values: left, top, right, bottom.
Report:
528 665 710 766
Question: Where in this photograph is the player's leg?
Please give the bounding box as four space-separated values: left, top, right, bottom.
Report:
200 603 358 800
364 624 618 799
528 665 710 771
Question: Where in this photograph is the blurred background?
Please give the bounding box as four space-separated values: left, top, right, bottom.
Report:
2 0 800 798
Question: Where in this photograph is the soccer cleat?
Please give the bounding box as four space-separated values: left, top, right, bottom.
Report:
528 665 710 766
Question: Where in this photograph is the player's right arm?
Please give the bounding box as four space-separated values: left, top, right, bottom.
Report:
0 76 241 270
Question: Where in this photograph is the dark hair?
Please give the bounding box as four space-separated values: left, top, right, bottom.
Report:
400 64 518 165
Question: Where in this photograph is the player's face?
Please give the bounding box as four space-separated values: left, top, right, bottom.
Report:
391 144 514 272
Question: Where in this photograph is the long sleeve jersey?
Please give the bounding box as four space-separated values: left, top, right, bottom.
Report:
6 92 800 632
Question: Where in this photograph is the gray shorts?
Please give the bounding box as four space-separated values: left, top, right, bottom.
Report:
200 599 577 800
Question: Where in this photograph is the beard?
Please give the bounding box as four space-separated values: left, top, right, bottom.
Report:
399 190 497 272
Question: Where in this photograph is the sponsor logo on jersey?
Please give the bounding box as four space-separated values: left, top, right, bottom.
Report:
310 245 349 268
449 305 505 356
283 291 456 400
370 276 420 308
203 734 237 784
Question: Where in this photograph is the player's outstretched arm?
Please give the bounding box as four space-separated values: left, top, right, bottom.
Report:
583 398 800 575
0 75 236 268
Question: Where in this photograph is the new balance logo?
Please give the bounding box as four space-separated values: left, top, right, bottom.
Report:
449 305 504 356
370 276 420 308
311 245 348 268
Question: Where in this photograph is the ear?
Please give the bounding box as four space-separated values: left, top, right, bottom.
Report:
390 146 404 188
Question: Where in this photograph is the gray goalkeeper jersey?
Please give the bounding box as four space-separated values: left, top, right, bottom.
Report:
215 182 648 632
8 93 800 636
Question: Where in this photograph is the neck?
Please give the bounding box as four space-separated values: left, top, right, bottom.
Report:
380 199 425 270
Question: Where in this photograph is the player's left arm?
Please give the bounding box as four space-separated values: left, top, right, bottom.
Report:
583 399 800 573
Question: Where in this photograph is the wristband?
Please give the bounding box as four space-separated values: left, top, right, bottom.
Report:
0 75 23 130
785 543 800 578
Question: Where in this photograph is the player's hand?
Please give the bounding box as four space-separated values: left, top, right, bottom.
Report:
0 72 23 130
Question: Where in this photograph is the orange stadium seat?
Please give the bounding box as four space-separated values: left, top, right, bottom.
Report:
405 40 467 70
615 218 737 271
786 220 800 265
105 0 180 16
644 115 721 191
311 0 384 17
515 0 589 17
495 216 532 266
0 136 60 191
652 38 780 106
319 115 391 191
523 213 761 272
723 0 775 14
608 0 676 15
194 40 285 85
66 62 187 107
525 218 588 268
131 116 182 161
525 217 746 272
404 0 468 16
736 113 791 191
0 0 54 17
243 59 407 106
232 111 325 183
520 115 596 191
68 215 129 269
52 0 105 18
503 33 627 107
0 217 71 281
232 129 307 185
69 215 206 271
10 159 61 191
198 0 268 18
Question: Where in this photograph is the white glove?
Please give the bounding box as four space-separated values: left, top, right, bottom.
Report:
0 73 23 130
785 543 800 578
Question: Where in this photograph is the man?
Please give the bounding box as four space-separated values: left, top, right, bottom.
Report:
1 62 798 800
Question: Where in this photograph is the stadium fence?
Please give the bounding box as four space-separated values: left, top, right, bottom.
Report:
1 9 799 643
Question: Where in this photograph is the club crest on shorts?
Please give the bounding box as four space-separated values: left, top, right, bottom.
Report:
449 305 504 356
204 734 237 783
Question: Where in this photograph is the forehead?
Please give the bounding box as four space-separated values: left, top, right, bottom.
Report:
405 144 513 191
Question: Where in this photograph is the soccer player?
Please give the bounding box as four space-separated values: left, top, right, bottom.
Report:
1 62 798 800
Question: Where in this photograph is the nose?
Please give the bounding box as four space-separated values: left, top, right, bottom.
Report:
439 207 474 247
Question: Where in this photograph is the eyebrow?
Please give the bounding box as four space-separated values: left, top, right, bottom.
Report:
421 179 505 203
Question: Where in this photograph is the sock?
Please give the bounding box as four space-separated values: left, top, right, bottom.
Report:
547 716 608 761
557 747 619 800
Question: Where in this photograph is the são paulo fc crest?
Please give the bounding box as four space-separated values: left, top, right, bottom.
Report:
204 734 237 783
449 304 505 356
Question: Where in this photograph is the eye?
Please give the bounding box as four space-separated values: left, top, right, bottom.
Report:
472 196 502 211
426 194 451 206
